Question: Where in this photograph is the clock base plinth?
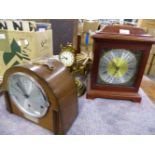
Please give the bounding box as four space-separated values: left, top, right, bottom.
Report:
86 80 141 103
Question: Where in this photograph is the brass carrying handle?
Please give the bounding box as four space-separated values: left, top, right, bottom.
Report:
30 59 55 71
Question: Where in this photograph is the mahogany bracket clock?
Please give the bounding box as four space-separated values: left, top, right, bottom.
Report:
86 25 155 102
2 58 78 134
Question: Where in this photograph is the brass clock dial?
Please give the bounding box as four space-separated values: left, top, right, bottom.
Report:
98 49 138 85
59 51 75 67
8 72 49 118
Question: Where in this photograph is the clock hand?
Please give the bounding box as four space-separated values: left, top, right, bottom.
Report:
113 70 117 76
19 79 32 97
16 82 24 93
111 60 118 69
61 56 68 60
111 60 120 76
16 82 29 98
113 66 120 76
10 85 24 99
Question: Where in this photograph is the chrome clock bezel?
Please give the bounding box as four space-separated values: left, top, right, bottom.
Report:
7 72 50 118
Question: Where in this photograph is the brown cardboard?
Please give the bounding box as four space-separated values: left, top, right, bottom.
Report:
0 29 53 77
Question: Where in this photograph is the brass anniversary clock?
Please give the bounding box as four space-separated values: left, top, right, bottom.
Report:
2 58 78 134
86 25 155 102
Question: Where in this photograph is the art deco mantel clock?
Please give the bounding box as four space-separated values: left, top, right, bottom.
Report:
86 25 155 102
2 58 78 134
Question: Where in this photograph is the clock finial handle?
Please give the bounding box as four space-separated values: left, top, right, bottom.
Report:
30 59 55 71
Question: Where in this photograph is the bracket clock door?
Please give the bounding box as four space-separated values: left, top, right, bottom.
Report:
86 25 155 102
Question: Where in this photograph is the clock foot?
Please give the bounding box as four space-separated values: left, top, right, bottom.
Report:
86 78 142 103
131 97 141 103
4 92 13 113
86 89 142 103
86 76 142 103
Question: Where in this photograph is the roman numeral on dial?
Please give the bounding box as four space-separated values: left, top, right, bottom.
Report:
98 49 137 85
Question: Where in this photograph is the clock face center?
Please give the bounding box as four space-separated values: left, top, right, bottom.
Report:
24 94 30 98
107 57 128 78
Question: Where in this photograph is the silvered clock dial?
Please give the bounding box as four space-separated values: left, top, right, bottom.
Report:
98 49 138 85
8 72 49 118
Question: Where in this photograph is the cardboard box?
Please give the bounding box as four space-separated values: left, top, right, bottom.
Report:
77 22 83 34
149 64 155 75
138 19 155 29
0 29 53 52
151 54 155 65
0 29 53 77
144 64 150 74
83 20 99 32
147 54 154 64
80 45 93 52
150 45 155 54
81 32 94 46
77 20 99 53
147 28 155 37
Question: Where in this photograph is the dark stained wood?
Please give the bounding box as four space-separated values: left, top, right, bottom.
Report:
86 76 141 102
87 25 155 102
94 25 155 43
76 34 81 53
101 25 146 34
3 59 78 134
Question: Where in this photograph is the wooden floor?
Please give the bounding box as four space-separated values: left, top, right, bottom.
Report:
141 76 155 103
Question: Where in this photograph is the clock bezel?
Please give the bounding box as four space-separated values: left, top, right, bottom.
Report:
59 43 76 67
97 48 139 86
59 50 75 67
7 72 50 118
90 39 151 92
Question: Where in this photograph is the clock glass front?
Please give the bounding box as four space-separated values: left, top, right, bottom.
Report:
97 49 142 87
8 73 49 118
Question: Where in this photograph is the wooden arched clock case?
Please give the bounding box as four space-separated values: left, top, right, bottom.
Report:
86 25 155 102
2 58 78 134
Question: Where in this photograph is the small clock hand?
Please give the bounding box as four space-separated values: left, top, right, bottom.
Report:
19 80 28 94
19 79 31 97
111 60 120 76
113 70 117 76
16 82 29 98
112 60 120 69
113 66 120 76
111 61 117 68
16 82 24 93
12 84 22 93
61 56 68 60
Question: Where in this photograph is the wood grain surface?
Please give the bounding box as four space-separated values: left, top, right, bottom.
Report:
3 59 78 134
